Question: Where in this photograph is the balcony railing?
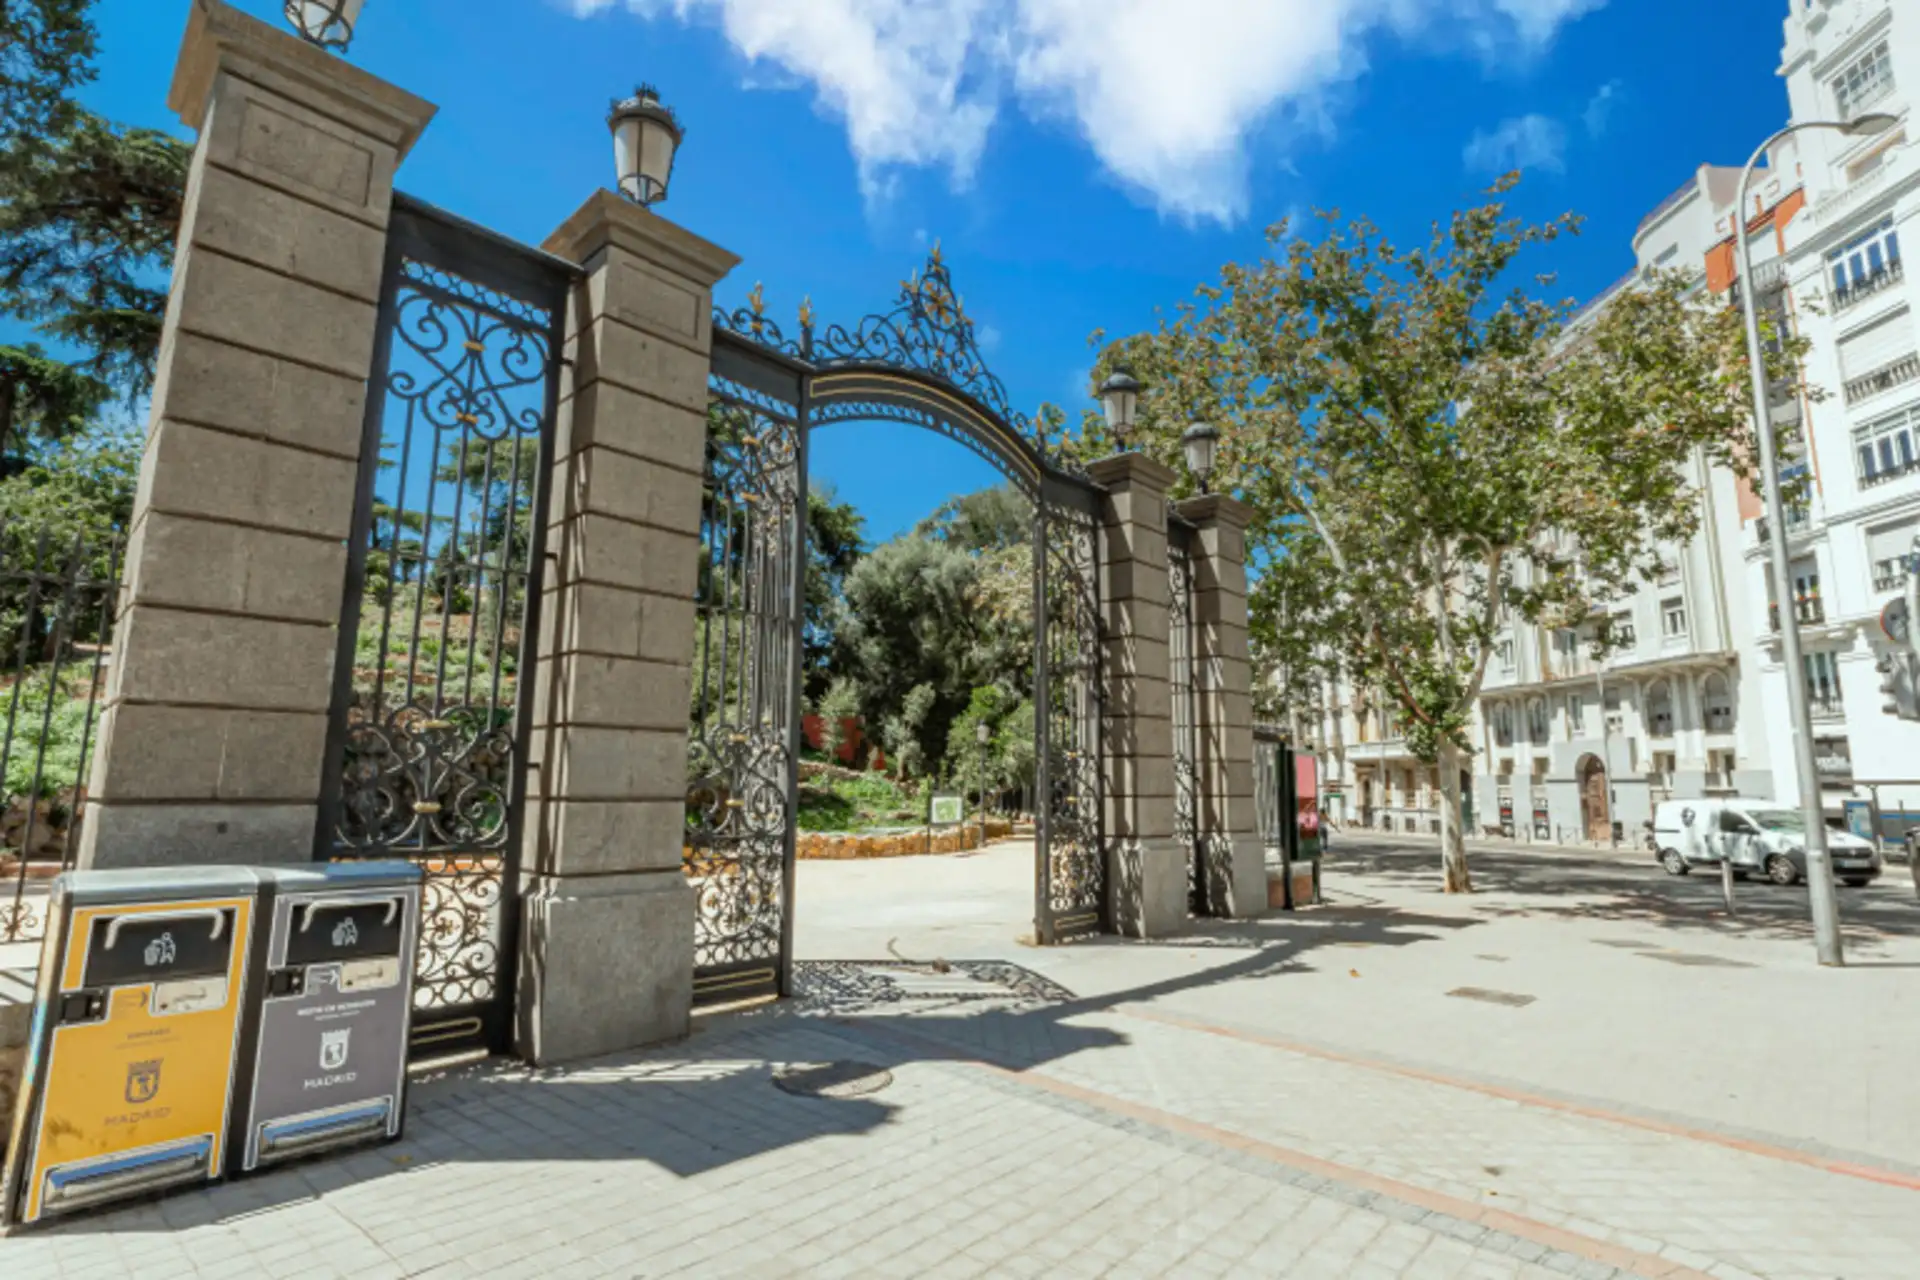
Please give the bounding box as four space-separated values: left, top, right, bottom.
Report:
1756 506 1811 542
1844 352 1920 406
1769 597 1826 630
1751 257 1788 294
1874 555 1917 591
1809 694 1846 721
1861 455 1920 490
1834 259 1904 314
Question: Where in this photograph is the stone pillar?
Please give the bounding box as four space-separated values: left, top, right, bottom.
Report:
1088 454 1185 937
78 0 434 869
1173 494 1265 917
515 191 738 1065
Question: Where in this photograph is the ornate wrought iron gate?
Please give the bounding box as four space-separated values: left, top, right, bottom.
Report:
318 194 575 1059
1168 519 1203 914
688 255 1108 1004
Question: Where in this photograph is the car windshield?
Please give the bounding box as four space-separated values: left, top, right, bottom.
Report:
1747 810 1804 834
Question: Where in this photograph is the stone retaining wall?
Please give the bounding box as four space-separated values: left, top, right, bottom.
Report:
796 818 1014 860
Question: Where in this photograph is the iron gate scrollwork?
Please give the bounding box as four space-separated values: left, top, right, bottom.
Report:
1168 519 1202 914
685 359 807 1007
690 252 1109 1002
318 194 576 1059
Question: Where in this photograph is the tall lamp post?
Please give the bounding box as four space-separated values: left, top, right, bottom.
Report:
1735 111 1898 967
975 720 992 849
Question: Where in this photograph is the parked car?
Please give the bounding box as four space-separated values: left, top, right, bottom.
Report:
1651 799 1882 887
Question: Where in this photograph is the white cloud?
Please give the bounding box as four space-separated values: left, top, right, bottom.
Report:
1582 78 1622 137
574 0 1606 223
1462 113 1568 174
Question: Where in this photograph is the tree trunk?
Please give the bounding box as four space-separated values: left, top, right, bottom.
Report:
1437 741 1473 893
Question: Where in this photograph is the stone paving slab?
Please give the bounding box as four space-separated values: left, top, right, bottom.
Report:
0 1008 1636 1280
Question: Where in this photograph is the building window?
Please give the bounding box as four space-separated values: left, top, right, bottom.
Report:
1815 735 1853 784
1833 39 1895 120
1651 751 1676 795
1661 596 1687 638
1646 681 1675 738
1609 611 1636 649
1492 704 1514 748
1526 698 1549 742
1708 749 1736 791
1829 216 1902 302
1771 566 1825 628
1703 674 1735 733
1804 651 1843 718
1496 638 1514 671
1856 402 1920 488
1567 693 1585 734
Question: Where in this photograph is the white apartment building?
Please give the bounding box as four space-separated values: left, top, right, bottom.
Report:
1762 0 1920 835
1313 0 1920 844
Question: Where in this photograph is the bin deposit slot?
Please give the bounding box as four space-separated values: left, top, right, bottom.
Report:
287 899 405 966
257 1100 393 1164
40 1137 213 1216
338 957 400 992
151 975 229 1016
85 909 235 987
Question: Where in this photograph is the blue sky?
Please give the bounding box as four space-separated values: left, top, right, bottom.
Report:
71 0 1791 542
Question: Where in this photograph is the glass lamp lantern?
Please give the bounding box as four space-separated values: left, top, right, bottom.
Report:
1097 369 1142 447
609 86 685 206
284 0 363 50
1182 422 1220 493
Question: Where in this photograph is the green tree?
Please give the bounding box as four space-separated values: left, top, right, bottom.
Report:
1 0 189 412
803 487 864 703
1109 176 1797 892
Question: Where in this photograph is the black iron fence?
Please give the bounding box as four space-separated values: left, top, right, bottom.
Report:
0 521 121 946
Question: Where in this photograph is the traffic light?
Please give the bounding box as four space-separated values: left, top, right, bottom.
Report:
1878 649 1920 721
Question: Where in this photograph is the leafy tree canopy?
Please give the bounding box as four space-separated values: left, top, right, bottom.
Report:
1105 174 1799 891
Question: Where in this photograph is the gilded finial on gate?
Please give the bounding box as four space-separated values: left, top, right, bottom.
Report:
746 281 768 339
798 295 815 332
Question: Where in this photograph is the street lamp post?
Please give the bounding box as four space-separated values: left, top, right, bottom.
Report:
1734 111 1897 967
975 720 992 850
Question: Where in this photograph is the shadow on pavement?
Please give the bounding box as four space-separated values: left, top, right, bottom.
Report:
31 893 1470 1238
1326 841 1920 949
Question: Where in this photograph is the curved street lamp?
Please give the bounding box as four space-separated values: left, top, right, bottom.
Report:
1734 110 1898 967
609 86 685 207
1097 369 1141 449
1182 422 1220 494
284 0 363 50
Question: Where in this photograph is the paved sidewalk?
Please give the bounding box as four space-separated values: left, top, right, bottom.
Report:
1 838 1915 1278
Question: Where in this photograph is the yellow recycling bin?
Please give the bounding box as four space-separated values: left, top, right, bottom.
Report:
3 867 260 1227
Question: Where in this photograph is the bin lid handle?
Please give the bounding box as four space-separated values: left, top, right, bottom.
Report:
298 896 401 931
104 907 226 951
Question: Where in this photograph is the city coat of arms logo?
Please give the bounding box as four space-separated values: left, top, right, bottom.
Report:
319 1028 351 1072
125 1059 162 1104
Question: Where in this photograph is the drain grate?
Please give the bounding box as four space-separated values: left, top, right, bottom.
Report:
1446 987 1536 1008
772 1061 893 1100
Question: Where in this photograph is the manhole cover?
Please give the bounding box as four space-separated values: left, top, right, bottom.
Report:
772 1061 893 1099
1446 987 1536 1007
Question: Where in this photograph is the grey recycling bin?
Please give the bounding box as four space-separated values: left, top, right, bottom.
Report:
235 861 422 1174
3 867 263 1227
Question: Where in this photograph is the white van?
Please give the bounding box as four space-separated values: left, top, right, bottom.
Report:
1651 799 1883 887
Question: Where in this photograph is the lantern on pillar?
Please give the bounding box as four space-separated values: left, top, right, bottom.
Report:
1182 422 1220 494
284 0 364 50
609 86 685 207
1096 368 1142 449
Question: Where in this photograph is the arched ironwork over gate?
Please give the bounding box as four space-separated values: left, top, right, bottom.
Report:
687 252 1108 1007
